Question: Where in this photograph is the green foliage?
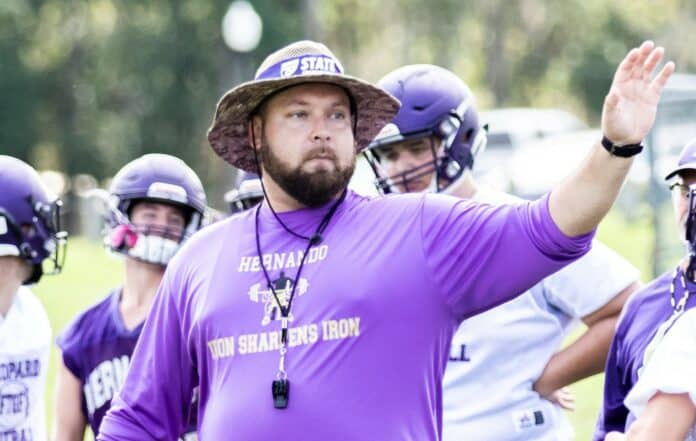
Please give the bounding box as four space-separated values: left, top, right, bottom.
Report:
2 0 696 204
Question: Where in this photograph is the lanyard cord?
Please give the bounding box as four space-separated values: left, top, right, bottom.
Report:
253 190 345 386
253 189 346 335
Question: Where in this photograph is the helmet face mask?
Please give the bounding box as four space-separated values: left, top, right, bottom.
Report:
367 134 441 194
364 64 487 195
110 221 189 267
0 155 68 284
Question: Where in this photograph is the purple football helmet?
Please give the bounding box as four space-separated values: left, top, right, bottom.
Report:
0 155 67 284
364 64 487 194
224 172 263 214
105 153 207 266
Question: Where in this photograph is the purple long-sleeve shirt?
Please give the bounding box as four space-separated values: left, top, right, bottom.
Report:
98 191 592 441
593 267 696 440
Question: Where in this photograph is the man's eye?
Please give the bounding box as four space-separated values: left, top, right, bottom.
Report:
384 151 399 162
331 111 346 120
410 144 430 154
290 111 308 118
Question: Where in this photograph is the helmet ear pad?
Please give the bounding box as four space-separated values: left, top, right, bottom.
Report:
110 224 138 250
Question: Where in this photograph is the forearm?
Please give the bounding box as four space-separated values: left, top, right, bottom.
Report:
53 427 85 441
549 142 634 237
52 360 88 441
534 315 618 396
624 393 696 441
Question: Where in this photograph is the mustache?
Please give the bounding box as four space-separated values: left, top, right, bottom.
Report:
304 145 337 161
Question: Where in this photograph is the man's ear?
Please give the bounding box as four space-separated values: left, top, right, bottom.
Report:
248 116 263 151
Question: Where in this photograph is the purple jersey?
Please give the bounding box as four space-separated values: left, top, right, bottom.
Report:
57 290 197 437
98 191 592 441
593 268 696 440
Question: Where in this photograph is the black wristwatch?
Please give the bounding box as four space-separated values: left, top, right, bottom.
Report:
601 135 644 158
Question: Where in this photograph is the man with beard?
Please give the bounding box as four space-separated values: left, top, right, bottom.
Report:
98 40 673 440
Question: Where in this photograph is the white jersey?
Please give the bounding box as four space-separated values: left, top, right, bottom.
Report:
442 188 640 441
0 286 51 441
625 307 696 441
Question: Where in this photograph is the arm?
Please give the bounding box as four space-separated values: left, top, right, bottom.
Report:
622 392 696 441
52 358 87 441
549 41 674 236
534 281 639 397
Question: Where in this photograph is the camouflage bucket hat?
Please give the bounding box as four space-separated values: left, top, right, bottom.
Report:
207 40 401 173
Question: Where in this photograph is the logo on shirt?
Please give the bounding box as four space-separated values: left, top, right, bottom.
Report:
0 381 29 429
448 344 471 362
248 272 309 326
513 409 545 432
83 355 130 417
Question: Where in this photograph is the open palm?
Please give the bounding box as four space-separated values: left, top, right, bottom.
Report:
602 41 675 146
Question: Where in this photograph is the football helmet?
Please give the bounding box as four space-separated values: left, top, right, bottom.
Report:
365 64 487 194
224 172 263 214
105 154 207 266
0 155 67 283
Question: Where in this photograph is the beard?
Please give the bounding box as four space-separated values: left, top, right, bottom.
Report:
260 135 355 208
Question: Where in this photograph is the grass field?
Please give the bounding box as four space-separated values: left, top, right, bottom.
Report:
32 209 653 440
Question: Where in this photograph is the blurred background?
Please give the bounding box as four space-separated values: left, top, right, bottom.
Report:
2 0 696 438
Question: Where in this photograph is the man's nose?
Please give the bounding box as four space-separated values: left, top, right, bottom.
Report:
310 116 332 142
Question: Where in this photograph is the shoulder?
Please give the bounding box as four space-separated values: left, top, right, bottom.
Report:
185 212 246 251
167 213 247 277
617 271 673 334
543 239 639 291
57 291 118 353
15 286 49 322
623 272 672 317
178 210 252 256
665 307 696 344
345 191 428 214
9 287 50 344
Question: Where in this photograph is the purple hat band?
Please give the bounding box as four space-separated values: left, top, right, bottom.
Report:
256 54 344 80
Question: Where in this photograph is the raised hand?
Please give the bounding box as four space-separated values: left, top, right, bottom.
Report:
601 41 675 146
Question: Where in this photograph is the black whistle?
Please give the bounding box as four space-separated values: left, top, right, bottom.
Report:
272 379 290 409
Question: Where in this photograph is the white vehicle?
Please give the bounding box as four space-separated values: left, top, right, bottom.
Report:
475 108 588 191
507 128 650 203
